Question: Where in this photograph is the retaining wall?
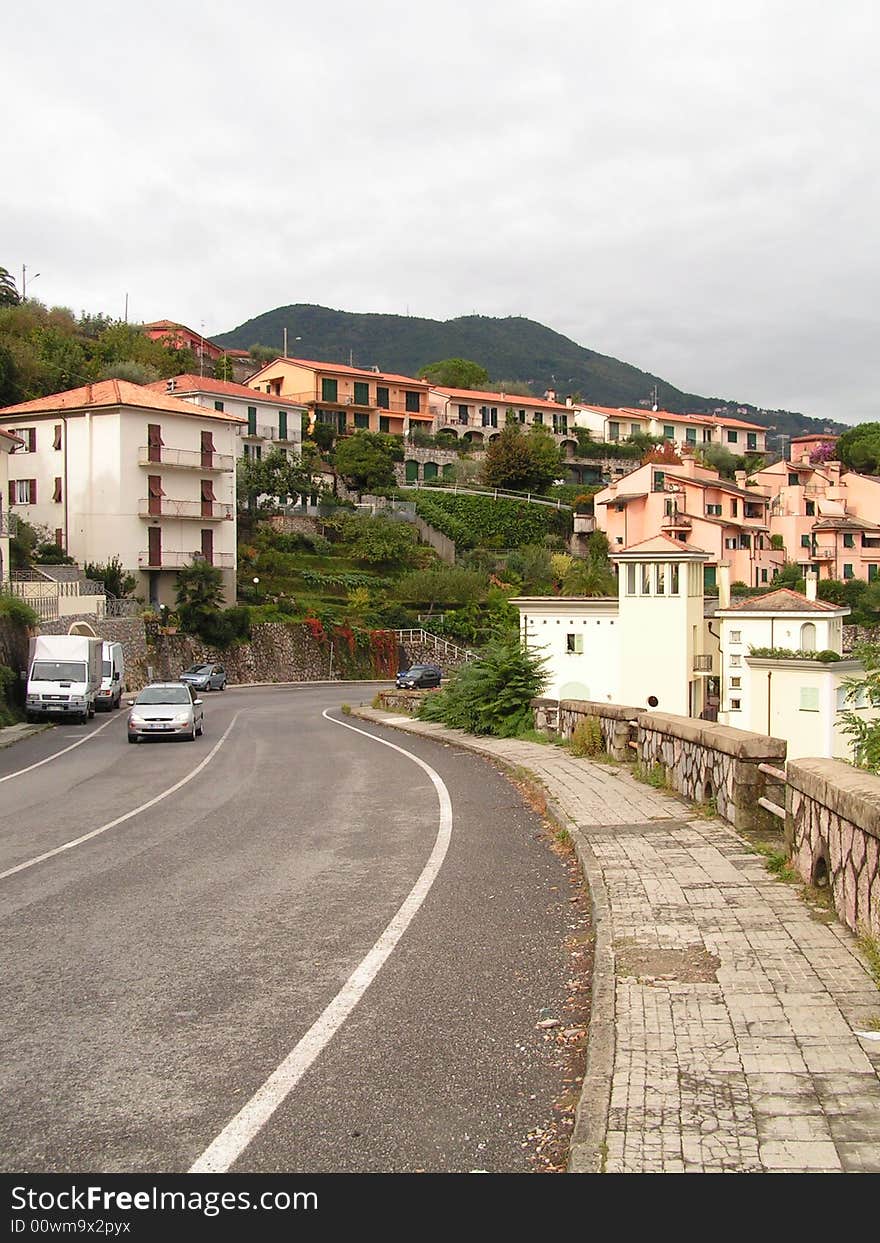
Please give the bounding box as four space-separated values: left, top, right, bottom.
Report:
786 759 880 938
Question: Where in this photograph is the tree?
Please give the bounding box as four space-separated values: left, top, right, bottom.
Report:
394 566 485 613
236 446 321 512
214 354 234 382
836 423 880 474
0 267 20 307
174 560 225 633
481 425 562 492
839 642 880 771
84 555 137 598
417 358 490 389
419 633 549 737
332 431 402 497
334 512 422 566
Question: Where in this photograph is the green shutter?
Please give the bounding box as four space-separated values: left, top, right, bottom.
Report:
278 410 287 440
247 406 257 436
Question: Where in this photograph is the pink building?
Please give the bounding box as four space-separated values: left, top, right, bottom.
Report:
594 452 782 590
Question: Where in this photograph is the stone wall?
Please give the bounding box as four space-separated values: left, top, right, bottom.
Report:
533 697 640 761
843 624 880 653
637 712 787 834
263 514 325 538
38 616 151 691
786 759 880 938
376 690 428 713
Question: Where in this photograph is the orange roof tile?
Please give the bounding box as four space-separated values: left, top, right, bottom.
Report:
147 374 306 405
613 534 711 556
722 588 843 614
0 380 247 423
435 385 571 411
250 356 429 387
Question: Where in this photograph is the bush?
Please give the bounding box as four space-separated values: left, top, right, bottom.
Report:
0 664 20 726
412 492 565 550
569 717 603 757
0 594 39 627
418 635 548 737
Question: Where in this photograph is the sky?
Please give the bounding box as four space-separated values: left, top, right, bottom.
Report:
4 0 879 423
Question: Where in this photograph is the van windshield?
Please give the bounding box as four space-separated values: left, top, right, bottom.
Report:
31 661 87 682
102 662 112 676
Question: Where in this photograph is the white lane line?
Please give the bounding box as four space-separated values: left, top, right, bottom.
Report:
189 709 454 1174
0 713 241 882
0 713 120 785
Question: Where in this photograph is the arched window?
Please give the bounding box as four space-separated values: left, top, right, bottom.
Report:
801 622 816 652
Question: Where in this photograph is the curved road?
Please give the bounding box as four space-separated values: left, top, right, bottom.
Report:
0 685 579 1173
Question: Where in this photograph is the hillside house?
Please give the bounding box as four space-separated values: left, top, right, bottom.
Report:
148 375 304 464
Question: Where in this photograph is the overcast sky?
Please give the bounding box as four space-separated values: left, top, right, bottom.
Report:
4 0 879 422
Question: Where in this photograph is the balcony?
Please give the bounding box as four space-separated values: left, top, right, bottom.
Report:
812 546 836 560
287 389 429 418
138 499 233 521
0 512 18 537
238 423 277 440
138 550 235 570
138 446 233 472
661 514 692 530
693 655 713 673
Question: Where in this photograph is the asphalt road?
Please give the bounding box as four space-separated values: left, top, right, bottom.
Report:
0 685 579 1173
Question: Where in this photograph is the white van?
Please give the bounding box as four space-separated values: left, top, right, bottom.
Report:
96 641 125 711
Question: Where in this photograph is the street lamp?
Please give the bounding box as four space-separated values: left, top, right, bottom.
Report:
21 265 40 300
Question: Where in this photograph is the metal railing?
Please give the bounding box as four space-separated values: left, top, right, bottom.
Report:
394 628 475 663
137 550 235 569
105 593 142 617
137 446 234 472
285 389 429 417
138 498 233 521
400 481 572 511
237 424 277 440
693 655 713 672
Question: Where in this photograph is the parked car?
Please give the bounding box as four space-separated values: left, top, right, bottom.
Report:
395 663 442 689
127 682 204 743
178 662 227 692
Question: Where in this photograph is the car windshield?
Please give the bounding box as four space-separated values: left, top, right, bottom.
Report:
135 687 191 705
405 666 430 674
31 661 87 682
102 661 112 676
185 665 211 675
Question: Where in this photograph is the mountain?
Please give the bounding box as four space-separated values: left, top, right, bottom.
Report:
214 305 847 440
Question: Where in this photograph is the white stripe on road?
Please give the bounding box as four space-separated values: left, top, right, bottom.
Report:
189 709 454 1174
0 713 120 785
0 713 241 882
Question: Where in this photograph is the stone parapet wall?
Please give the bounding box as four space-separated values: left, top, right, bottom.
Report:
376 690 428 714
264 515 325 538
637 712 787 833
786 759 880 938
532 697 640 761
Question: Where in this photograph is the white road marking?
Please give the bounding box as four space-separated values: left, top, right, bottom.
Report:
0 713 240 882
189 709 454 1174
0 713 120 785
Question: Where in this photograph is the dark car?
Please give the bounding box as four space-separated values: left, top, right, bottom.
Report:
395 663 442 689
179 663 227 692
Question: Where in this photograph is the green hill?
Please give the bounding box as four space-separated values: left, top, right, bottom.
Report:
214 304 846 440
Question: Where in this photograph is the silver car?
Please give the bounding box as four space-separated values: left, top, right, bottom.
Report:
127 682 204 743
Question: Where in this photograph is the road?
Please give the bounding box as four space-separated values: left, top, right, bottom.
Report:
0 684 584 1174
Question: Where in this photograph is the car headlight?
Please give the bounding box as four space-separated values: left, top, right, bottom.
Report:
129 714 146 724
174 713 191 724
69 696 85 705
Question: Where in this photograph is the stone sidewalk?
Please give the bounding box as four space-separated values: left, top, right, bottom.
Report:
354 707 880 1173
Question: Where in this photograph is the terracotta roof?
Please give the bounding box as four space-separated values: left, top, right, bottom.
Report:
250 356 428 387
595 491 648 505
147 374 305 405
577 404 643 417
722 588 842 614
811 516 880 532
665 474 769 501
619 407 714 427
0 379 246 423
436 385 571 411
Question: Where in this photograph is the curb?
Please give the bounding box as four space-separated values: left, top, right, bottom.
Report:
349 705 614 1174
0 723 52 750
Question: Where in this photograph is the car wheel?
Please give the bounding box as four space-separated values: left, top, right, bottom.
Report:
186 727 196 741
128 734 139 744
196 722 203 737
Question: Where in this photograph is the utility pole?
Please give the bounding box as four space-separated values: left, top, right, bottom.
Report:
283 327 287 357
124 293 129 323
21 264 40 300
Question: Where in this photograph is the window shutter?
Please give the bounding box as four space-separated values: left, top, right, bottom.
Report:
148 476 165 498
8 481 14 506
29 479 36 504
201 480 216 501
27 428 36 452
53 424 62 450
53 477 62 503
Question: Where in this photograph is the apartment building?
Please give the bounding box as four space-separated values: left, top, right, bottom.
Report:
245 357 432 438
1 427 23 583
0 380 242 607
572 405 767 454
429 386 578 449
594 452 782 589
147 375 304 463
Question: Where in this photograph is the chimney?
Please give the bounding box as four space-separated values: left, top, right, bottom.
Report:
717 560 731 610
565 396 573 408
166 379 176 393
805 571 817 602
734 470 746 486
545 388 556 402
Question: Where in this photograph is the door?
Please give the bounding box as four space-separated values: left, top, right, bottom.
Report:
148 475 164 517
200 479 215 518
200 431 214 470
200 529 214 566
148 525 161 568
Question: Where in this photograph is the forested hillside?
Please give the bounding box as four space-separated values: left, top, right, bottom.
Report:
215 303 847 439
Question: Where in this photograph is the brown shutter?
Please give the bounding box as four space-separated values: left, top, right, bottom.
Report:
200 430 214 469
8 481 14 506
29 479 36 504
200 529 214 565
200 479 215 518
147 475 164 516
53 424 62 450
147 423 163 463
55 529 63 547
27 428 36 452
148 525 161 567
53 477 62 503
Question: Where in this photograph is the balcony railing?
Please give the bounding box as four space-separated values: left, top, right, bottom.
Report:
693 655 713 672
0 512 18 537
661 514 692 529
237 424 277 440
138 550 235 570
812 546 836 559
138 446 234 472
138 499 233 521
285 389 429 417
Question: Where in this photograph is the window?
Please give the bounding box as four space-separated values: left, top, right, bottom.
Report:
641 563 651 594
801 534 811 548
729 698 741 711
653 563 665 593
377 387 390 410
727 430 738 444
608 422 620 441
405 391 421 414
686 428 697 445
670 564 680 594
706 503 722 516
747 433 757 451
243 443 262 461
789 473 800 485
730 677 741 689
379 416 390 433
739 534 751 549
519 409 527 423
566 633 584 654
278 411 288 440
457 404 469 424
870 565 879 583
321 378 338 403
805 501 815 516
730 654 742 668
703 428 712 442
663 425 674 440
353 382 369 406
729 630 741 643
731 500 738 517
630 424 640 437
11 479 35 504
844 563 854 579
626 564 636 595
17 428 36 452
247 406 257 436
724 538 737 550
800 623 816 652
843 532 854 548
533 412 543 425
799 686 819 712
53 424 62 451
53 477 62 503
354 412 369 429
214 400 224 412
652 470 666 492
761 568 768 583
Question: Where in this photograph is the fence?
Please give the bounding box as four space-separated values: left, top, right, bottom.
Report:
394 629 474 664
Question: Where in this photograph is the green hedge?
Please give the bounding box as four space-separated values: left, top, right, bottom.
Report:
412 493 564 549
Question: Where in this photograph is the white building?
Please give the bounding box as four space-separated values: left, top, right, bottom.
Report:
147 375 304 463
0 380 243 607
1 427 23 583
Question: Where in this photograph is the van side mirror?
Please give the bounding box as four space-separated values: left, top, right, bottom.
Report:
113 672 120 681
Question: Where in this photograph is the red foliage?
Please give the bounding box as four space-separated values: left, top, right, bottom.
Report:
334 624 357 656
304 615 325 643
369 629 398 678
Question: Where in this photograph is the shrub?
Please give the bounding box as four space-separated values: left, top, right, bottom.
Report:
0 664 20 726
418 635 548 737
0 593 39 627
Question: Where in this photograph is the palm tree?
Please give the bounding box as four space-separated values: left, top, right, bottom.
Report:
0 267 20 307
